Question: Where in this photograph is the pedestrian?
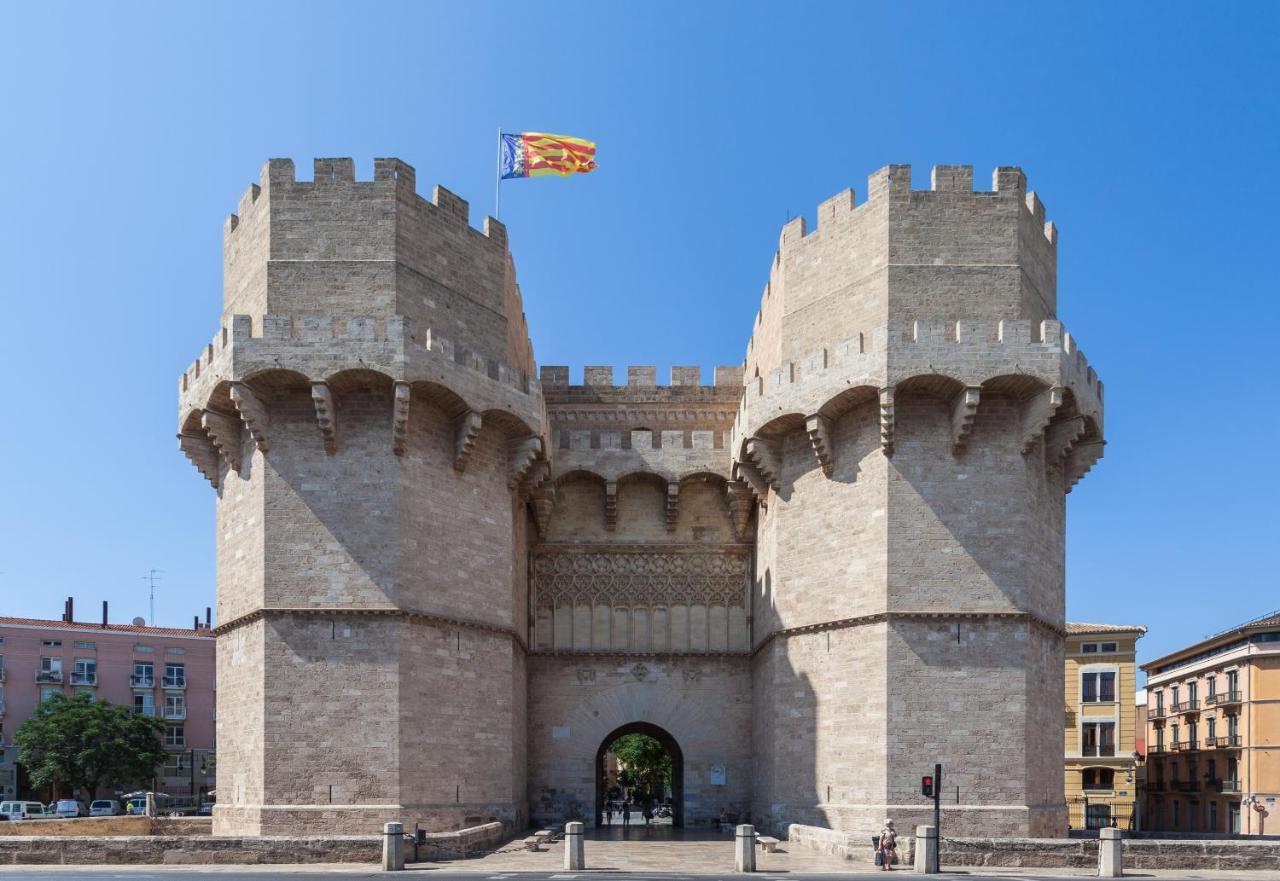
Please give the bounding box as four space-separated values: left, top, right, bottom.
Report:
622 799 631 827
877 818 897 871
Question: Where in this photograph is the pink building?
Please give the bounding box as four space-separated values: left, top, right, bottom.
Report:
0 601 215 803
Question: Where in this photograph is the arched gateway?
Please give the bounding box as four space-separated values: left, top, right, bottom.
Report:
596 722 685 828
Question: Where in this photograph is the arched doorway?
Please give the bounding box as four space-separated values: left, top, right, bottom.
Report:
595 722 684 828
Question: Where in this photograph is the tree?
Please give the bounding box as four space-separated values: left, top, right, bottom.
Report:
14 692 166 800
610 733 672 800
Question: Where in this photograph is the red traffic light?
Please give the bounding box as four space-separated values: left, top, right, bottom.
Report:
921 775 934 796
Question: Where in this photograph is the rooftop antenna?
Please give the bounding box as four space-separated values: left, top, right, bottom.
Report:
142 569 163 626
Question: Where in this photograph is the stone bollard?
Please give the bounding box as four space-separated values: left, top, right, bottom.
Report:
913 825 938 874
144 792 156 818
564 821 585 870
383 822 405 871
734 824 756 872
1098 826 1123 877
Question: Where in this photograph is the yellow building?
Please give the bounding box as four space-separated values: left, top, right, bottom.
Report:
1142 610 1280 835
1065 622 1147 830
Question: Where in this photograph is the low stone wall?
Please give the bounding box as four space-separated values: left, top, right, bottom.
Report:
786 824 1280 871
0 816 213 838
0 835 380 865
415 822 507 860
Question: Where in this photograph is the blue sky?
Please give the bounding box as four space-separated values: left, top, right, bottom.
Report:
1 3 1276 670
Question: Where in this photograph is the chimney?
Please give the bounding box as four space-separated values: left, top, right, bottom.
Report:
102 600 108 627
67 596 73 622
205 606 212 629
194 615 200 631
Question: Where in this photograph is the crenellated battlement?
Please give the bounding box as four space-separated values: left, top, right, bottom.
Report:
223 157 506 246
539 364 744 390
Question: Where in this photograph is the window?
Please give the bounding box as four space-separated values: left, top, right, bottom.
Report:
1154 727 1165 751
39 686 60 702
133 691 154 716
165 647 186 655
1227 757 1239 783
1172 685 1181 707
71 659 96 685
73 641 96 650
162 753 190 775
37 657 62 682
1086 803 1113 829
41 640 62 648
1100 642 1118 653
164 664 186 688
164 725 185 747
1207 717 1217 740
1188 721 1198 745
1209 800 1219 832
134 645 154 653
1082 671 1117 702
1082 722 1116 757
1082 643 1098 653
1188 681 1199 704
1207 758 1217 782
132 661 154 687
163 692 186 719
1207 676 1217 699
1082 768 1115 790
1155 690 1164 714
1173 800 1180 829
1227 714 1239 738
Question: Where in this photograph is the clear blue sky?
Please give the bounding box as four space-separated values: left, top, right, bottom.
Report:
1 3 1276 670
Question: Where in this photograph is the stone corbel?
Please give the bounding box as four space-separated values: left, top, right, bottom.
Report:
530 486 555 539
951 387 981 454
1065 440 1105 493
229 382 271 453
391 381 411 456
805 414 833 477
742 437 781 492
1020 386 1064 454
508 437 542 489
604 481 618 530
178 430 221 488
725 480 755 541
665 484 680 531
200 409 243 473
879 388 895 456
1044 415 1086 464
311 382 337 454
454 410 483 472
733 461 770 508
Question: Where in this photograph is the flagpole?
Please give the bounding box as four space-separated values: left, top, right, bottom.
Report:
495 128 502 220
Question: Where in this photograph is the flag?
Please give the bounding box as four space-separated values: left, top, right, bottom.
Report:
501 132 597 180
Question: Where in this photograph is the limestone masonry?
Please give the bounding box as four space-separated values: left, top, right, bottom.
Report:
177 158 1105 838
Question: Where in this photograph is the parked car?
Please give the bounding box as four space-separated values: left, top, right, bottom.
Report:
54 799 88 818
196 802 214 816
90 799 122 817
0 801 54 820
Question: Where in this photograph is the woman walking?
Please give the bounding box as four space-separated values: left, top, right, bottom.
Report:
877 818 897 871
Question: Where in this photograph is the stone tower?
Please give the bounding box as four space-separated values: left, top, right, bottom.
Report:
178 158 546 835
178 159 1104 839
737 165 1103 836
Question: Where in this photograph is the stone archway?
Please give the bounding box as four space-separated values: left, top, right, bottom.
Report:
595 721 685 828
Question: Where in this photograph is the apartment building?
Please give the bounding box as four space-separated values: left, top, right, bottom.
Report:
1143 610 1280 835
0 602 214 803
1065 622 1147 830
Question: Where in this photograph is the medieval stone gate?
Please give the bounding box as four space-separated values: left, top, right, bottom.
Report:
181 158 1103 839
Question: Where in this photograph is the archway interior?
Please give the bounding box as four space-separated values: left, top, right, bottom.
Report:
595 722 684 828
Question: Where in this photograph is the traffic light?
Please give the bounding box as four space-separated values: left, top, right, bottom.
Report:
921 775 934 797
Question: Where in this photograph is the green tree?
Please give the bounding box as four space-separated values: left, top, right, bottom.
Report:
610 734 672 798
14 692 166 800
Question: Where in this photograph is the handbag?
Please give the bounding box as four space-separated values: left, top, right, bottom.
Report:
875 851 884 866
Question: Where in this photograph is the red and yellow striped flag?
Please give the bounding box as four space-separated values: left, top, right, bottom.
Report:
500 132 597 179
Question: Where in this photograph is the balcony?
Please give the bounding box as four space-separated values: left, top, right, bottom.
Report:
1206 690 1243 706
1175 781 1199 794
130 674 155 687
36 670 63 684
162 677 187 690
1172 740 1199 752
1205 735 1242 749
1220 779 1241 794
1174 700 1200 714
1149 742 1167 754
69 672 97 686
1149 705 1168 719
1147 781 1166 792
163 706 187 720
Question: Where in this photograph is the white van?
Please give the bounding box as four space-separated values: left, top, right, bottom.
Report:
90 799 122 816
0 801 53 820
